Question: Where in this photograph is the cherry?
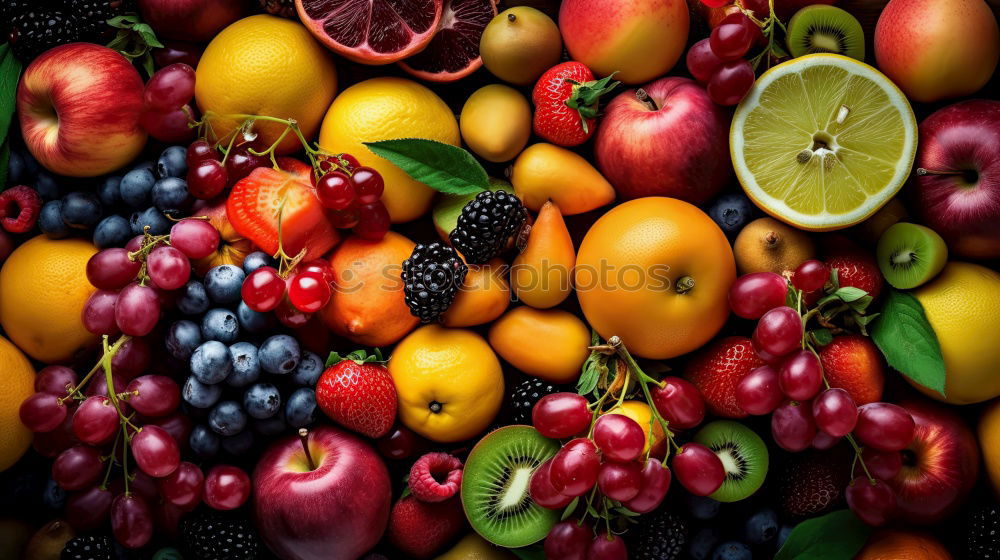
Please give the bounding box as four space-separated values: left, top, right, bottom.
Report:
226 145 268 185
203 465 251 510
353 201 391 241
593 413 645 462
287 271 332 313
327 206 360 229
549 438 601 497
377 425 420 460
351 166 384 203
544 519 592 560
672 443 725 496
532 393 591 439
854 403 915 452
650 377 706 429
274 298 312 329
735 365 783 415
729 272 788 319
529 459 574 509
771 401 817 452
812 388 858 437
778 350 823 401
187 159 228 199
597 460 643 502
793 260 829 293
186 139 218 167
242 266 286 312
845 477 896 526
316 171 356 210
622 458 672 514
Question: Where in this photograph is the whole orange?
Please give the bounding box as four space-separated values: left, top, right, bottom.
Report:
0 336 35 472
855 529 952 560
575 197 735 359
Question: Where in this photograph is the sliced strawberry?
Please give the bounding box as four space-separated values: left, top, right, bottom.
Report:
226 164 339 262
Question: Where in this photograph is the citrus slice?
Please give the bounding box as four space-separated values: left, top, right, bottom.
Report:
398 0 497 82
296 0 443 64
730 54 917 231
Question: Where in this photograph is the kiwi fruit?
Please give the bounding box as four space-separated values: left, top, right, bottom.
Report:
733 217 817 275
693 420 768 503
461 425 561 547
786 5 865 61
876 222 948 289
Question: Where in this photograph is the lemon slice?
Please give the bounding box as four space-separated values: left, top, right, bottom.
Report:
730 54 917 231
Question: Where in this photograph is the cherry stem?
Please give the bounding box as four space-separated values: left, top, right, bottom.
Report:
845 434 876 483
298 428 316 471
606 336 676 444
915 168 963 176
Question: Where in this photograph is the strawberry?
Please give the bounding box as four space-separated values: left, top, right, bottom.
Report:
226 158 339 262
532 62 619 147
684 336 764 418
819 335 885 405
387 495 465 559
825 251 883 299
316 350 397 438
778 449 851 517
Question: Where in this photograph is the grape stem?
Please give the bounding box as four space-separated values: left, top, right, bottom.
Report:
601 336 677 450
58 334 132 405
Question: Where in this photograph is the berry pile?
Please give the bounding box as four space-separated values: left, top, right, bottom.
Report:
4 0 124 61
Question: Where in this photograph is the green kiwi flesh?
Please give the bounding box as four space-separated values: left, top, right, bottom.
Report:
786 5 865 61
693 420 768 503
876 222 948 289
461 425 560 547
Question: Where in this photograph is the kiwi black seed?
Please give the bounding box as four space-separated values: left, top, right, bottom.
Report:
461 425 560 548
693 420 769 503
876 222 948 289
786 5 865 61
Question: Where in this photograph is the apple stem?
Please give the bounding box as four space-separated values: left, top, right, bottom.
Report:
298 428 316 471
916 168 963 176
635 88 658 111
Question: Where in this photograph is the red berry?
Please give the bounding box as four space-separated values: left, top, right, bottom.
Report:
187 160 228 199
735 365 783 415
793 260 829 292
846 477 896 526
408 452 463 503
622 458 672 514
186 139 218 167
241 266 286 312
351 166 384 203
529 459 575 510
593 413 645 462
532 393 591 439
650 377 706 430
854 403 915 452
353 201 391 241
287 271 331 313
203 465 251 510
0 185 43 233
549 438 600 497
729 272 788 319
316 171 356 210
708 59 755 106
672 442 725 496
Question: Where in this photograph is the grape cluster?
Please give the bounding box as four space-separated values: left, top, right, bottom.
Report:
728 260 916 526
140 63 197 144
688 0 773 106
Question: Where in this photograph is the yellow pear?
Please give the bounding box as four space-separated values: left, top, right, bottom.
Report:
512 201 575 309
460 85 531 162
511 143 616 215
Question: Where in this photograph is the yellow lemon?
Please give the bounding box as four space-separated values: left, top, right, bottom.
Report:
0 236 97 363
435 533 516 560
0 336 36 471
195 15 337 154
912 262 1000 404
389 325 504 442
319 77 460 223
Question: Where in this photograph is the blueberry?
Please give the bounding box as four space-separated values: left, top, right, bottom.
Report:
183 376 222 409
6 150 25 185
120 167 156 208
97 176 122 207
254 411 287 437
222 430 254 456
208 400 247 436
259 334 300 374
157 146 188 178
204 264 245 305
201 307 240 343
291 351 324 387
236 301 274 333
189 424 220 458
690 527 721 560
35 171 60 202
20 150 41 179
60 192 102 229
227 341 260 387
166 319 202 361
707 193 756 238
776 525 794 550
712 541 752 560
744 508 779 544
687 494 721 520
242 251 276 274
93 215 132 249
38 200 69 238
152 177 192 214
190 340 232 384
42 478 66 511
285 387 316 428
243 383 282 419
177 280 210 315
130 207 171 236
132 160 156 175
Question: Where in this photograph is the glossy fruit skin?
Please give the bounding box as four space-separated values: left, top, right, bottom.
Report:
622 458 671 513
812 388 858 437
549 438 601 497
204 465 250 510
169 219 220 259
793 260 829 292
735 365 783 415
588 532 628 560
846 477 896 527
115 282 161 336
131 425 181 478
530 459 575 509
825 253 883 299
532 62 607 147
710 13 756 61
316 359 397 439
861 449 902 481
287 271 331 313
752 306 803 358
686 336 765 418
650 377 705 430
672 443 725 496
52 445 103 491
544 519 592 560
687 38 724 83
158 461 204 510
597 461 643 502
778 350 824 401
729 272 788 319
707 59 754 106
19 392 68 432
593 414 645 462
771 402 817 452
111 493 154 548
819 335 885 405
855 403 915 452
36 366 77 396
532 393 591 439
72 396 119 445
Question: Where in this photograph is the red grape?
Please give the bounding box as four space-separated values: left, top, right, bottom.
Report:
729 272 788 319
854 403 915 452
778 350 823 400
353 201 391 241
186 139 217 167
597 460 642 502
274 298 312 328
66 485 114 531
154 40 202 68
650 377 705 429
811 431 841 450
739 0 770 18
752 306 803 358
170 219 220 259
52 445 103 490
127 375 180 418
771 401 817 452
112 337 152 380
141 105 195 143
125 235 144 253
532 393 591 439
143 63 196 112
708 59 755 106
710 13 756 61
589 532 628 560
845 477 896 526
792 260 829 293
242 266 286 312
115 282 161 336
287 271 331 313
73 396 120 445
687 39 725 84
529 459 574 509
549 438 601 497
187 159 228 199
351 167 384 203
87 248 141 290
127 470 161 504
316 171 356 210
35 365 77 396
812 388 857 437
672 443 725 496
147 246 191 291
544 519 592 560
131 425 181 478
622 458 672 514
159 461 204 510
85 372 129 400
735 365 783 415
154 501 186 538
111 493 154 548
860 448 902 480
300 258 335 284
82 289 120 336
33 412 77 458
147 413 193 449
20 392 68 432
593 413 645 462
226 145 268 185
204 465 251 510
328 206 360 229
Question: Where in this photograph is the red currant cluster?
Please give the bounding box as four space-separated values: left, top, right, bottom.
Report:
18 341 251 549
728 260 915 526
140 63 197 144
242 258 335 328
313 154 391 240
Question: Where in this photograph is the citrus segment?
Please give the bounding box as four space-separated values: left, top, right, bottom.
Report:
398 0 497 82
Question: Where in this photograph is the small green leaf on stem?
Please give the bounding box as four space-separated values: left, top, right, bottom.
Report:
870 289 946 396
364 138 490 195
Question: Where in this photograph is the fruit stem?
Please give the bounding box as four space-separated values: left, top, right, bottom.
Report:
606 336 676 444
59 335 132 405
298 428 317 471
915 168 964 176
100 426 124 489
507 12 516 22
675 276 695 294
635 89 658 111
845 434 877 484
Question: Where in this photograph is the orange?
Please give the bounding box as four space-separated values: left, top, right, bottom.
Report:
855 529 952 560
320 232 419 347
195 15 337 154
575 197 735 359
442 259 510 328
0 236 98 363
488 306 590 383
0 335 36 472
978 399 1000 498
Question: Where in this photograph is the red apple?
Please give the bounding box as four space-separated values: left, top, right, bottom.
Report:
886 398 979 524
594 77 731 205
911 100 1000 259
253 426 391 560
16 43 146 178
138 0 247 42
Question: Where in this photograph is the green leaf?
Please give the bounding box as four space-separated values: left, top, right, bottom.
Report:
871 289 946 396
775 510 873 560
560 497 580 521
809 328 833 346
834 286 868 303
0 44 22 138
511 545 546 560
326 349 385 367
846 295 873 313
364 139 489 195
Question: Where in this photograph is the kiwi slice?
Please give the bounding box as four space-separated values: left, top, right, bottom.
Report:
693 421 768 503
786 5 865 61
876 222 948 289
461 425 560 548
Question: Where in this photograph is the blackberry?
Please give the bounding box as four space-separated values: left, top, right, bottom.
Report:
402 242 468 323
259 0 297 17
61 535 113 560
8 9 81 62
448 190 527 264
630 510 689 560
510 378 563 425
967 503 1000 559
67 0 125 40
182 512 261 560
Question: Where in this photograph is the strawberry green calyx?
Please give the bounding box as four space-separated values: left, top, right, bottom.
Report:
565 73 620 133
325 348 386 367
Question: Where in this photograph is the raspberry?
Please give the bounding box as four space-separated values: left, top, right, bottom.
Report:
0 185 43 233
408 452 463 503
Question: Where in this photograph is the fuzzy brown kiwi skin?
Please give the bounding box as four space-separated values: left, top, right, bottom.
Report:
734 217 817 275
786 4 866 61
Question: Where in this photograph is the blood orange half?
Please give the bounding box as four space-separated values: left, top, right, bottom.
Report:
397 0 497 82
296 0 443 64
